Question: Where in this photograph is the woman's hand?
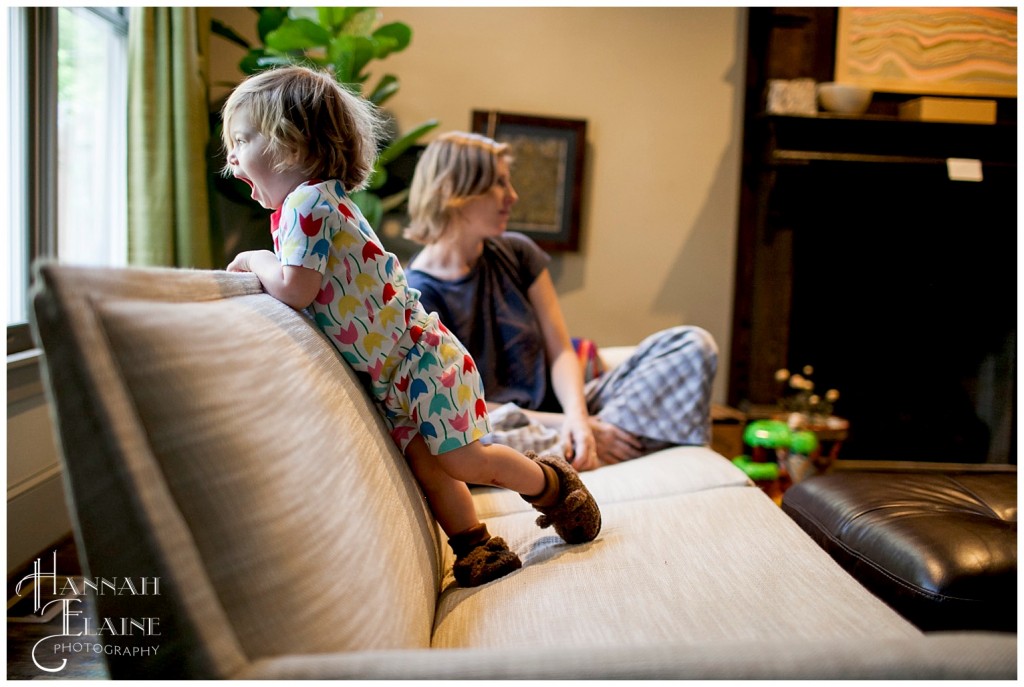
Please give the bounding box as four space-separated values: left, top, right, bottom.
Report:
561 414 599 471
588 416 644 465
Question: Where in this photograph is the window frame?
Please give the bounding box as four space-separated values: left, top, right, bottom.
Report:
7 8 56 354
6 6 128 356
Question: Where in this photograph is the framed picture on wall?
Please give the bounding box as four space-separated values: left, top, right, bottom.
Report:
471 110 586 252
835 7 1017 97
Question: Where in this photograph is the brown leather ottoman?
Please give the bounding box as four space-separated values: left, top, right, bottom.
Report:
782 471 1016 632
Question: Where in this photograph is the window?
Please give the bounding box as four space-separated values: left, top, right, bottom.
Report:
5 7 128 355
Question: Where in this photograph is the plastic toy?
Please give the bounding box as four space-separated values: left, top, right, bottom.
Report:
731 419 792 504
785 429 831 483
789 430 819 457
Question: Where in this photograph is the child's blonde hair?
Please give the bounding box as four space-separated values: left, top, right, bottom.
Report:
221 65 384 192
405 131 511 245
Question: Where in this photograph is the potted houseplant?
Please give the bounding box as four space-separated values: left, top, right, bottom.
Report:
212 7 438 231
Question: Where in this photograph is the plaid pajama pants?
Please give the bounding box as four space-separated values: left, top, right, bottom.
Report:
584 326 718 451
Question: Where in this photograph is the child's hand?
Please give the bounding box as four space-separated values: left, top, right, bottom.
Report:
227 251 264 273
226 250 322 310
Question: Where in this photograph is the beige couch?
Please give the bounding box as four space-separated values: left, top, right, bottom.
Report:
31 264 1015 679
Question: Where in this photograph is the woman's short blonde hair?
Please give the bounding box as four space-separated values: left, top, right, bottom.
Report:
405 131 511 244
220 65 384 192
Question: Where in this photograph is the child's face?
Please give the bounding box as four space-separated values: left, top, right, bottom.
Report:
457 157 518 238
225 110 306 210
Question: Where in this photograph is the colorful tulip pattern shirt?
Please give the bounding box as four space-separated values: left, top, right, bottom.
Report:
273 180 491 454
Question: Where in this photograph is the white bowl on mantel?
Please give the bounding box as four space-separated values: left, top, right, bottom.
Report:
817 82 873 115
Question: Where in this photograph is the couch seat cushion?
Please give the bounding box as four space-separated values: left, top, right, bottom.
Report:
434 486 921 650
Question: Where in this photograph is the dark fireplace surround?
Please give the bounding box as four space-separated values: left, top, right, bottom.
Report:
728 9 1016 464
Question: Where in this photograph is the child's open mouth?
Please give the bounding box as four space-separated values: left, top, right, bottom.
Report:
235 175 258 202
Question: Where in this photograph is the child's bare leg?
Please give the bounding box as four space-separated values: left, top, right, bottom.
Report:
436 442 547 497
404 435 521 587
404 435 479 536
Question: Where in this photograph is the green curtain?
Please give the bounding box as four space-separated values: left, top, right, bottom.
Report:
127 7 213 268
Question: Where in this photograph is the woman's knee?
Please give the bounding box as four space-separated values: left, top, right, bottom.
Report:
690 326 719 368
663 325 719 371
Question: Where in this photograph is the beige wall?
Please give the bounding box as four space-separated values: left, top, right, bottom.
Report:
210 7 745 403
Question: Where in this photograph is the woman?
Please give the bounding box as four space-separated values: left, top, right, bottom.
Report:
405 131 717 471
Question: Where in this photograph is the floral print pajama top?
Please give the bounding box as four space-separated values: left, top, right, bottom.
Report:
273 180 491 454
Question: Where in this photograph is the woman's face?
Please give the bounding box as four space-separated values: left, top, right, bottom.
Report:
457 157 518 237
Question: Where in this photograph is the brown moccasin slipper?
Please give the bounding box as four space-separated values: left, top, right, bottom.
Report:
523 452 602 544
449 524 522 587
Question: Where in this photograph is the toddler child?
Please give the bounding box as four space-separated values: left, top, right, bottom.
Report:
222 65 601 587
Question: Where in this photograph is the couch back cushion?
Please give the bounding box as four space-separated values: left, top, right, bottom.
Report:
33 266 440 674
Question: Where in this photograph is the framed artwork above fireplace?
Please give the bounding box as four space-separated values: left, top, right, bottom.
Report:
835 7 1018 98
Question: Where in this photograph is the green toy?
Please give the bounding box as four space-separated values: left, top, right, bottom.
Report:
732 419 793 503
742 419 792 451
730 455 780 481
789 430 820 456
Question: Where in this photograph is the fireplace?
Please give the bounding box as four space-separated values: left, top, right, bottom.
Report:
785 160 1016 463
729 9 1016 464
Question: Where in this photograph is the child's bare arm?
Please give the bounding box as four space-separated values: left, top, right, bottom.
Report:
227 250 322 310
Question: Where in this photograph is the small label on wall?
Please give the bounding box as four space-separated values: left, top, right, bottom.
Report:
946 158 983 182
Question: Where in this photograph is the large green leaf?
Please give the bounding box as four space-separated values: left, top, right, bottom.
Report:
340 8 379 36
265 18 331 52
373 37 398 60
317 7 348 31
329 35 375 86
329 37 354 83
367 74 399 106
350 36 378 83
372 22 412 56
257 8 288 43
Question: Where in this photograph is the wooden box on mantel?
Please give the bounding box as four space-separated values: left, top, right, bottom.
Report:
898 97 997 125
